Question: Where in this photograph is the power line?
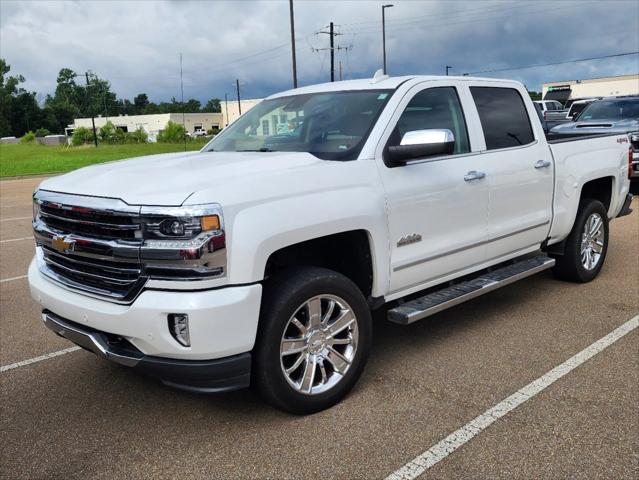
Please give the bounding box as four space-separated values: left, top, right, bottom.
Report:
338 0 598 35
463 51 639 75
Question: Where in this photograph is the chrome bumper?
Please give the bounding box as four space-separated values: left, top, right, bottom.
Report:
42 310 252 393
43 310 142 366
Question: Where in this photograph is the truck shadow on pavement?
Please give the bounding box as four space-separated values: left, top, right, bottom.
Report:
87 270 554 417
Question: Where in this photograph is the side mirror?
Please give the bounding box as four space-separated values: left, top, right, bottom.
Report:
387 129 455 165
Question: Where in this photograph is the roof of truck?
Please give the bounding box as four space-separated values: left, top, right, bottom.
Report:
268 74 522 99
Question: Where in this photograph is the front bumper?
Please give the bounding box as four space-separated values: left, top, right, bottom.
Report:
42 310 250 392
29 257 262 361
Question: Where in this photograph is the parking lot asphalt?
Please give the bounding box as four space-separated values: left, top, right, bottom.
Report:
1 177 637 480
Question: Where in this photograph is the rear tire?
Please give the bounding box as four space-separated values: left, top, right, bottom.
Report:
552 199 609 283
253 267 372 415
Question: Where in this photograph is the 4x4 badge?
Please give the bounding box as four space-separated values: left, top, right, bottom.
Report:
52 235 75 254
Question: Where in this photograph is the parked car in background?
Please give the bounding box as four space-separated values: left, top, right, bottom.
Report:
187 129 208 138
550 96 639 181
535 100 569 130
564 97 601 120
535 100 567 120
29 75 634 414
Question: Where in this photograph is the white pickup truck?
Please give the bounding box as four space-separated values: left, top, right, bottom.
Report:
29 74 634 414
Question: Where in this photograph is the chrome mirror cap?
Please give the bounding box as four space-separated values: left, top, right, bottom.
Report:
400 129 455 146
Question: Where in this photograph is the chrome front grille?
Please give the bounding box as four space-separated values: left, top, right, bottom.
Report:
33 191 145 302
39 204 140 240
40 246 145 300
33 190 227 303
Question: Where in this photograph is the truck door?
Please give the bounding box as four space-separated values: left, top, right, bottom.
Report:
375 82 490 297
468 85 554 261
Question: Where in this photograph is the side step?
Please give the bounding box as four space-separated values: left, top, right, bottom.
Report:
387 255 555 325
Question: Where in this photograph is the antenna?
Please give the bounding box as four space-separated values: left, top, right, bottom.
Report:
180 52 186 152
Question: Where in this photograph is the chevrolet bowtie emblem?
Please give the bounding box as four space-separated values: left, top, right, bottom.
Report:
52 235 75 254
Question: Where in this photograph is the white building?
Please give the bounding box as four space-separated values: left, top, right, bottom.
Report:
542 74 639 103
69 112 224 141
69 98 263 141
221 98 263 127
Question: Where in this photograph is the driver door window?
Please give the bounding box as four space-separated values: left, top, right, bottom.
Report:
389 87 470 155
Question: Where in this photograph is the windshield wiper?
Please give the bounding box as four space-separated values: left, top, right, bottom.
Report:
237 148 277 152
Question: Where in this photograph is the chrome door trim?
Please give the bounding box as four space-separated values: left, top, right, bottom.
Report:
393 220 550 272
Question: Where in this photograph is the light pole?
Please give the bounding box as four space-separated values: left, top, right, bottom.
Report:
289 0 298 88
446 65 452 76
382 4 394 75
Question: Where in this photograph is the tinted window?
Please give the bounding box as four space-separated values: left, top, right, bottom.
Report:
389 87 470 155
470 87 535 150
578 99 639 121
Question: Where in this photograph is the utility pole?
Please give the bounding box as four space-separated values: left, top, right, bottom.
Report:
84 72 98 147
224 93 229 126
236 79 242 115
289 0 298 88
329 22 335 82
317 22 344 82
446 65 452 76
382 4 394 75
180 53 186 151
339 61 343 81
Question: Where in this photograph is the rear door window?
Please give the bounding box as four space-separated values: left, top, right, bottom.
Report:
470 87 535 150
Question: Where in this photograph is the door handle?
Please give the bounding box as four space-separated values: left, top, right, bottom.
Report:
534 159 552 169
464 170 486 182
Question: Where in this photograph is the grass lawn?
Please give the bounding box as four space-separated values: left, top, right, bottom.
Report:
0 141 208 178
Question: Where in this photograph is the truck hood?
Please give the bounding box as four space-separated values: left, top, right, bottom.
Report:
38 150 332 206
550 118 639 135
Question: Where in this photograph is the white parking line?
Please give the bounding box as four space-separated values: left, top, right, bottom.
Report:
386 314 639 480
0 275 28 283
0 346 81 373
0 237 33 244
0 216 31 222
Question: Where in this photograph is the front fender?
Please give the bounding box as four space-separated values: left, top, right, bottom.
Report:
226 186 389 297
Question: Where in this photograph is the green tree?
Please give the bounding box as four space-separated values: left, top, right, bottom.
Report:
134 93 149 114
35 128 51 137
127 127 148 144
203 98 221 113
20 131 36 143
184 98 201 112
71 126 93 146
528 91 542 101
157 120 186 143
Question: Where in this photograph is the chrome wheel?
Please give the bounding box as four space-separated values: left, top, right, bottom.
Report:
581 212 605 271
279 295 359 395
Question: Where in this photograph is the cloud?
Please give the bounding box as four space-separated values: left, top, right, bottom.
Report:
1 0 637 102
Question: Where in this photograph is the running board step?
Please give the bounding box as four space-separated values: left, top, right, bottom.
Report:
387 255 555 325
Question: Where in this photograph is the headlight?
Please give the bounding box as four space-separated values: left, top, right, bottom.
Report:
32 196 41 221
140 204 227 280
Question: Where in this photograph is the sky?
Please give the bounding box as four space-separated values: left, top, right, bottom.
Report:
1 0 638 103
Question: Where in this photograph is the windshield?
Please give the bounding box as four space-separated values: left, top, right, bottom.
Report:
578 99 639 121
204 90 393 160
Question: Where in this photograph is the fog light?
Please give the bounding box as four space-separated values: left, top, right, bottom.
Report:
168 313 190 347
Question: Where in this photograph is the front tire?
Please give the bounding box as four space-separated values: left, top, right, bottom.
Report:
552 199 609 283
253 267 372 414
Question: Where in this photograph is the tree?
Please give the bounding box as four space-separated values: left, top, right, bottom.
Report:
71 126 93 146
133 93 149 114
203 98 221 113
184 98 201 112
528 91 542 101
157 120 186 143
